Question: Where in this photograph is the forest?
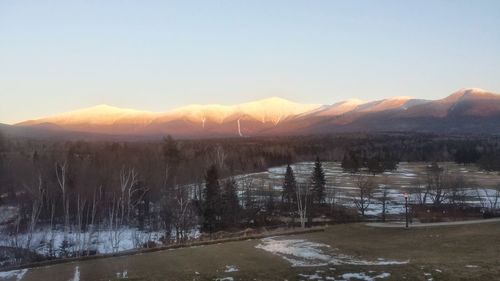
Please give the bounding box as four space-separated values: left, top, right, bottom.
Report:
1 131 500 267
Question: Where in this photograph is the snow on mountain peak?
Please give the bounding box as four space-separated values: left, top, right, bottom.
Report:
444 88 497 103
21 104 158 126
236 97 321 124
386 96 413 101
457 88 487 94
339 99 367 105
15 89 500 134
158 97 321 125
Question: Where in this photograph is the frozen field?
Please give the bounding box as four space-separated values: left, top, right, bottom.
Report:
234 162 500 216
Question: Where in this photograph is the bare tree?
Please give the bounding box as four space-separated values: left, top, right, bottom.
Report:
354 175 375 217
48 203 56 258
410 179 426 205
378 183 390 222
108 193 123 253
25 174 44 249
172 184 194 242
55 161 70 236
446 175 468 207
295 183 310 228
325 186 337 206
214 145 227 171
85 185 101 256
476 187 500 211
119 166 138 223
75 194 87 257
426 163 448 205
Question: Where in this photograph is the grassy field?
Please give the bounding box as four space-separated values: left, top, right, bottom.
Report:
2 220 500 281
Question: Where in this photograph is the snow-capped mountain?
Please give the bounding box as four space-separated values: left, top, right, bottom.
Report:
16 97 322 136
154 97 321 125
10 88 500 138
19 104 160 126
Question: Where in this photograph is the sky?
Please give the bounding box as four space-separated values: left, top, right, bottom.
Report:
1 0 500 124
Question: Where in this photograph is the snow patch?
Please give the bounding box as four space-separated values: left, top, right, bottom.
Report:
0 206 18 225
70 266 80 281
224 265 238 273
298 273 323 280
255 238 331 267
116 270 128 279
255 237 409 267
0 269 28 281
341 272 390 281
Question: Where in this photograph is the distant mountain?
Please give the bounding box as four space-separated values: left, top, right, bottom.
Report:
283 88 500 135
16 97 321 137
11 88 500 139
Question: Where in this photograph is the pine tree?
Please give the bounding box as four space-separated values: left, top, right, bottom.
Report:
221 178 240 228
366 156 385 175
282 164 297 206
341 152 360 173
311 157 326 204
202 165 222 233
162 135 181 186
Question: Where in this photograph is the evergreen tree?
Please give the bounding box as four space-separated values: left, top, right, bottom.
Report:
266 185 275 215
221 178 240 228
282 164 297 206
162 135 181 186
311 157 326 204
454 145 480 165
366 156 385 175
341 152 360 173
202 165 222 233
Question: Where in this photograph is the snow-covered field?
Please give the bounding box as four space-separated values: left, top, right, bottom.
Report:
0 227 162 256
0 269 28 281
0 225 200 265
235 162 500 216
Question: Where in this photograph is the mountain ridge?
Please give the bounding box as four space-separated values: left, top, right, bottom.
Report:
10 88 500 138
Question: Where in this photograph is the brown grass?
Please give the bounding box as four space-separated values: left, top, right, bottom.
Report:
4 222 500 281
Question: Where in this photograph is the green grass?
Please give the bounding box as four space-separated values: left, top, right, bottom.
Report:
5 221 500 281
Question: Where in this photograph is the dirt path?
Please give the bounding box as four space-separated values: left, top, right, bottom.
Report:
366 217 500 228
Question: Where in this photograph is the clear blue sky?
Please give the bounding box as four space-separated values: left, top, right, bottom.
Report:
1 0 500 124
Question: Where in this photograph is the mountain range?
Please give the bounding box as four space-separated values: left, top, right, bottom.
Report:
4 88 500 139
